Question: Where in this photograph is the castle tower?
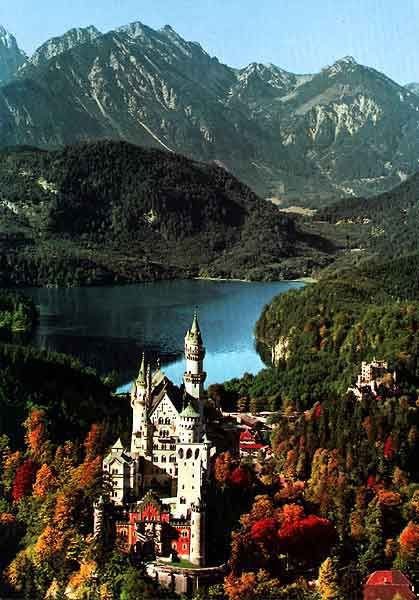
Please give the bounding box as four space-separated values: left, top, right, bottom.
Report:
190 499 206 566
131 354 152 456
183 312 206 423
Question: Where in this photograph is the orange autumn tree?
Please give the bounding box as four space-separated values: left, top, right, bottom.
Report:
24 409 50 462
33 464 57 498
399 521 419 559
214 451 234 486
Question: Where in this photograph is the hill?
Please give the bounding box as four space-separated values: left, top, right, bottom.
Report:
0 140 336 286
318 171 419 256
0 23 418 204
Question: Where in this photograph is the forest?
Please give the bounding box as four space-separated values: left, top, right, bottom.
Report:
0 141 336 286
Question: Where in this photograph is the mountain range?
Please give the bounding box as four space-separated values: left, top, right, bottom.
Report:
0 23 419 206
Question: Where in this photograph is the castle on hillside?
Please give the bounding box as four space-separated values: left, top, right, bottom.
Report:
102 314 220 567
348 359 397 401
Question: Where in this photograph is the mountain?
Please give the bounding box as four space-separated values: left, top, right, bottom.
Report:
406 82 419 96
0 26 26 83
21 25 101 69
0 23 419 205
0 140 336 286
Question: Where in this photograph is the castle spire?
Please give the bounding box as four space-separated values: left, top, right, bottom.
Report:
184 310 207 428
137 353 146 385
187 310 203 344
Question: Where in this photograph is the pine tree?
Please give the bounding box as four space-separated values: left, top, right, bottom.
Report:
318 557 343 600
358 498 385 576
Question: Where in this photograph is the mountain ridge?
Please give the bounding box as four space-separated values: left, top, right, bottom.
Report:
1 22 419 205
0 26 26 83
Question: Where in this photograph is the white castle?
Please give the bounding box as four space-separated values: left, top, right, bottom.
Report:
103 313 217 567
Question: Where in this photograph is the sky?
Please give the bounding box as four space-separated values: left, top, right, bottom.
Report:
0 0 418 84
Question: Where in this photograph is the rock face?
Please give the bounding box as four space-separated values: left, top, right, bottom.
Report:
21 26 101 69
406 82 419 96
0 22 419 205
0 26 26 83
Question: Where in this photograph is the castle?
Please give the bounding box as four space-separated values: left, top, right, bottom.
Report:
102 313 217 567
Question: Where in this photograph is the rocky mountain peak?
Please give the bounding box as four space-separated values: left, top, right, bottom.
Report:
26 25 101 68
0 25 26 82
323 55 360 77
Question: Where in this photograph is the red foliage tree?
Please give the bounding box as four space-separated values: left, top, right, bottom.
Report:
11 459 37 502
383 435 395 460
230 466 251 488
278 514 336 562
250 518 278 544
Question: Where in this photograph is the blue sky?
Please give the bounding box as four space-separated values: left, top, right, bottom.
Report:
1 0 418 84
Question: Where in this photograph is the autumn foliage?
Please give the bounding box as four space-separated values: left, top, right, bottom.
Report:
11 459 37 503
399 521 419 559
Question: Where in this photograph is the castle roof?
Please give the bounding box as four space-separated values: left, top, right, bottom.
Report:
148 378 184 416
180 403 200 418
186 312 203 344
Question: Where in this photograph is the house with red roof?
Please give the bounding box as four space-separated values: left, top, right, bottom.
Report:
239 428 268 458
364 570 416 600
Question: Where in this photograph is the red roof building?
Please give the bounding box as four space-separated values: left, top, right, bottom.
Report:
239 429 268 457
364 570 416 600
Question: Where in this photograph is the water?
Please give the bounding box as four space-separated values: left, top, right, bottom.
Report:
23 280 304 389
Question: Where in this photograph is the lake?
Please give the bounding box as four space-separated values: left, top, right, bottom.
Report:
23 280 304 390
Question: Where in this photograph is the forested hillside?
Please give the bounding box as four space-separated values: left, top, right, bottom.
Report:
200 253 419 599
0 141 336 286
249 254 419 407
318 172 419 256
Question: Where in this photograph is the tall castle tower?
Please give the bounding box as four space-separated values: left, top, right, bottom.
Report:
183 313 207 422
131 355 152 457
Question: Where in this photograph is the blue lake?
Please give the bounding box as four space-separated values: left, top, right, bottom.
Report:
23 280 304 389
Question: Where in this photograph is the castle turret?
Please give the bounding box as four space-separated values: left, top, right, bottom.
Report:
184 312 206 424
190 499 206 566
179 402 200 444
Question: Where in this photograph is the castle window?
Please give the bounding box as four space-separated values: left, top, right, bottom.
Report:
195 449 200 459
170 444 176 450
180 497 186 504
178 449 184 459
153 457 158 463
158 417 164 424
169 455 176 463
165 418 171 424
112 469 118 475
183 544 187 550
186 449 192 459
153 444 158 450
161 456 167 463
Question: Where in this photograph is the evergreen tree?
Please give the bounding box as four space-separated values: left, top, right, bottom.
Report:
358 499 385 576
318 557 343 600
